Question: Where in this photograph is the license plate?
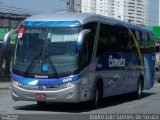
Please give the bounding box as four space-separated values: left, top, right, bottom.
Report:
35 93 47 99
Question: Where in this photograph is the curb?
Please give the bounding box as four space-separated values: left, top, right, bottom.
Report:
0 81 10 90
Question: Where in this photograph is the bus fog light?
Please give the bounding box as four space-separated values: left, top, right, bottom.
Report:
12 80 22 87
66 92 73 99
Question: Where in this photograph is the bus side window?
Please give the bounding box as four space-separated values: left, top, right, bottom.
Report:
79 33 95 70
135 31 140 42
96 24 110 56
119 28 130 52
83 22 97 35
139 31 143 47
83 22 97 55
149 33 155 52
109 27 120 52
129 30 137 51
147 33 150 42
142 32 147 47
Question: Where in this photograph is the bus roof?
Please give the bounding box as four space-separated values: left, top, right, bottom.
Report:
23 12 152 33
24 13 104 24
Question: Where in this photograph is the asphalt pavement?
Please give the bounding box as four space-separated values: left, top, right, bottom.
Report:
0 81 160 120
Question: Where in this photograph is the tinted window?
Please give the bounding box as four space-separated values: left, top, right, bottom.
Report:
79 23 97 70
96 24 131 57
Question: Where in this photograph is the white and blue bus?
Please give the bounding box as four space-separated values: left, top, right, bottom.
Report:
4 13 155 108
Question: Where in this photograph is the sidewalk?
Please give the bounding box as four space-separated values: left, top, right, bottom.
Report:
0 78 11 90
0 81 10 90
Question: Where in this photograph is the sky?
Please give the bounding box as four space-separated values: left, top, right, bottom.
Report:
0 0 159 26
148 0 160 26
0 0 68 13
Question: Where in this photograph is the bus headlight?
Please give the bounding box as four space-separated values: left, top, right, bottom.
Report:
12 80 22 87
61 81 76 88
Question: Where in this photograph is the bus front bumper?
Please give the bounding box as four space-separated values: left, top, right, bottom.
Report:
11 83 84 103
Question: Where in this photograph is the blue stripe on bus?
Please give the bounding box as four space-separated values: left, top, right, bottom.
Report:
11 73 80 86
22 21 81 27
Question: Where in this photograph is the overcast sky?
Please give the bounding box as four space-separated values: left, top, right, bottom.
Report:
148 0 160 25
0 0 159 25
1 0 68 13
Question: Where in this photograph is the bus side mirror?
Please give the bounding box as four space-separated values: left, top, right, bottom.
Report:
3 29 18 50
77 29 91 50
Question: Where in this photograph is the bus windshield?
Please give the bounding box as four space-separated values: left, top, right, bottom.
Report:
13 27 80 76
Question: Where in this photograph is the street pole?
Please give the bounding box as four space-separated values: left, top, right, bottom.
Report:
69 0 74 12
78 0 81 12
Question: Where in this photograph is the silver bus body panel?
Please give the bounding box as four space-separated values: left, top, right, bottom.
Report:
11 83 81 102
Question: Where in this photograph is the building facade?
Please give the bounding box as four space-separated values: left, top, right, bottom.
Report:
81 0 149 25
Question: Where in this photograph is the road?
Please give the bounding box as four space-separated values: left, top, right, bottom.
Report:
0 83 160 120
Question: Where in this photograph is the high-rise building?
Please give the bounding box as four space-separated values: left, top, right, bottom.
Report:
81 0 149 25
81 0 96 13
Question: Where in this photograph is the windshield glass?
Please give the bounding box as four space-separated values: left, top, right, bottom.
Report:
13 27 80 76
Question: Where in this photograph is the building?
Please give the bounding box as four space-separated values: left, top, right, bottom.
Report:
0 13 29 44
124 0 149 25
81 0 96 13
81 0 149 25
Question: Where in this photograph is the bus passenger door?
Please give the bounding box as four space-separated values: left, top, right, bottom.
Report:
78 30 97 100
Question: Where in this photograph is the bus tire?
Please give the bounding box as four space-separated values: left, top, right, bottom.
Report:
91 86 99 109
91 83 102 109
37 101 47 106
134 80 143 99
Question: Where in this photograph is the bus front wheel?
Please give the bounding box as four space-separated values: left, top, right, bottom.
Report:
91 85 102 109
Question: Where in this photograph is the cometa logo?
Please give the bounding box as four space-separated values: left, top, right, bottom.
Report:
109 55 126 68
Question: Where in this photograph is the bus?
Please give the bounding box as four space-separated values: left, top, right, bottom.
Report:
4 13 155 108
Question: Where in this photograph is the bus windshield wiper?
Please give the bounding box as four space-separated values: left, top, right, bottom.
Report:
44 46 59 78
42 29 59 78
24 46 43 77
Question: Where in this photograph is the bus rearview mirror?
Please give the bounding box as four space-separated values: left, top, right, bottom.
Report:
3 29 18 50
77 29 91 50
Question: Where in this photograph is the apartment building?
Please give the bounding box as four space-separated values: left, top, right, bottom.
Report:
124 0 148 25
81 0 149 25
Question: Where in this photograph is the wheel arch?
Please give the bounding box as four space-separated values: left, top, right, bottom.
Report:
93 76 104 97
139 73 144 90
